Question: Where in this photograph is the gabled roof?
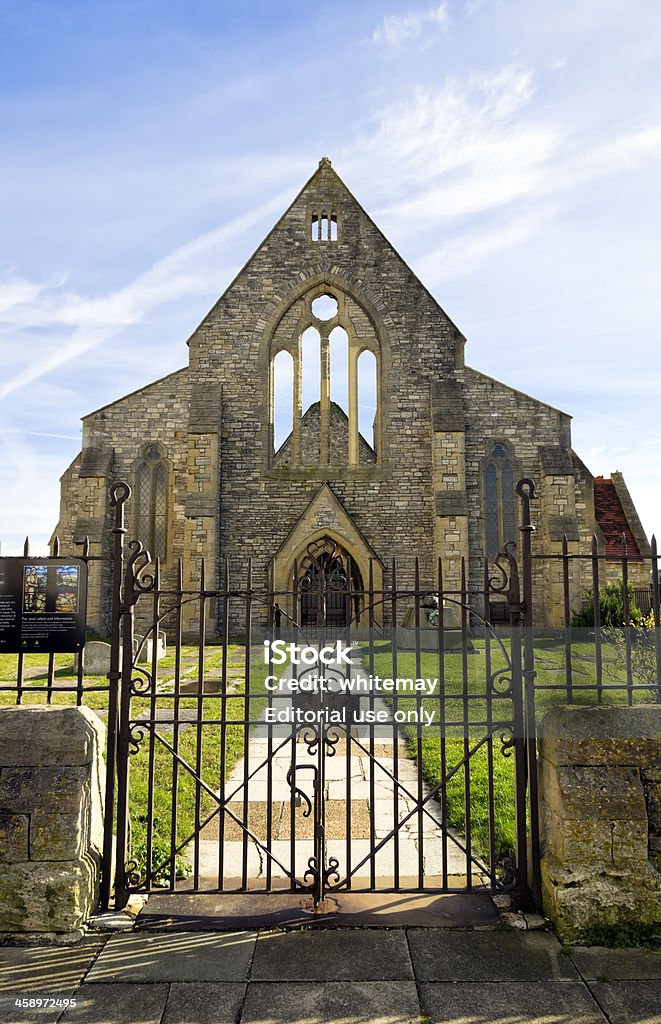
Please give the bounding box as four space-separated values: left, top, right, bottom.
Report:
270 481 384 568
593 475 646 559
273 400 375 466
185 157 465 346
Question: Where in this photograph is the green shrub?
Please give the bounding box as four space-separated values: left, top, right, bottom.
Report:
571 582 642 627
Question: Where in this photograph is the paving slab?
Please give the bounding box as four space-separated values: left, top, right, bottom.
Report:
420 981 607 1023
136 891 497 930
0 939 103 995
0 938 104 1022
570 945 661 980
58 983 168 1024
407 929 579 981
251 928 413 981
590 980 661 1023
85 931 256 983
161 983 247 1024
241 981 421 1023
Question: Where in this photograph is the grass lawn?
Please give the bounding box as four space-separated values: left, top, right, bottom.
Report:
362 631 657 868
0 643 272 884
127 647 272 882
1 631 656 885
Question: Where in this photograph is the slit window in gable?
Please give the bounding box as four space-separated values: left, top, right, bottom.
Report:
311 210 338 242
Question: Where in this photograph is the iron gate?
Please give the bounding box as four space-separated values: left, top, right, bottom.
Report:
103 481 541 911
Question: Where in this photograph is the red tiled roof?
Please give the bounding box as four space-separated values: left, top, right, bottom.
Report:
593 476 642 559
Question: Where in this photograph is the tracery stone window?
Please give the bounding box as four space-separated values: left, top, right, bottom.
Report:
270 287 380 468
135 444 169 560
484 442 516 561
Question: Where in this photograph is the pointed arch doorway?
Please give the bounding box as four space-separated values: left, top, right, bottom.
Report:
298 535 364 628
269 483 384 631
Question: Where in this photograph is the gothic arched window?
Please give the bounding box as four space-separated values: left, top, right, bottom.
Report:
484 442 516 561
269 287 381 468
135 444 169 560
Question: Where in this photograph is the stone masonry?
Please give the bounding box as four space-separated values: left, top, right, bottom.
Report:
52 158 650 634
0 706 105 934
538 704 661 941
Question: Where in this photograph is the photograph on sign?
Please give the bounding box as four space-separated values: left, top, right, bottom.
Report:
23 565 47 614
55 565 80 614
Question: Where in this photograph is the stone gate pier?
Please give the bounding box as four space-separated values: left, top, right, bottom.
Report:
0 706 105 935
538 703 661 940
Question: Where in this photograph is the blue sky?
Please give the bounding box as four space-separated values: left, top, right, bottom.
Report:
1 0 661 553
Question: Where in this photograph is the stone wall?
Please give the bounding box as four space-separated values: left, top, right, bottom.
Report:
0 706 105 935
51 159 650 635
54 367 192 633
274 401 376 468
538 704 661 941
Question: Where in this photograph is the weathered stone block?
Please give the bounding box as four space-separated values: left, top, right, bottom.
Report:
0 860 98 932
0 813 29 862
541 855 661 941
189 385 221 432
0 705 103 767
547 514 580 541
79 447 113 478
643 772 661 828
0 706 105 933
541 805 648 865
540 447 574 476
431 381 464 430
0 766 88 812
538 704 661 768
184 493 216 517
435 491 468 516
73 516 105 543
538 704 661 941
30 810 86 861
539 761 647 821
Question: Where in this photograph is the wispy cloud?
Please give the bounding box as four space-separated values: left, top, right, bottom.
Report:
0 191 291 401
0 274 66 315
345 68 549 212
416 205 554 283
0 428 80 440
353 69 661 222
5 65 661 403
372 2 448 48
337 67 661 280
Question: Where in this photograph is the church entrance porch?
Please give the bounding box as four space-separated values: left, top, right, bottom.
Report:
103 479 541 916
297 536 364 631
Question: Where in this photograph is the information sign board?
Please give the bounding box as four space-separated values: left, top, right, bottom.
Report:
0 557 88 653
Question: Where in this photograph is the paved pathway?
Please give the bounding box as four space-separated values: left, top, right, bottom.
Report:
1 929 659 1023
197 655 474 889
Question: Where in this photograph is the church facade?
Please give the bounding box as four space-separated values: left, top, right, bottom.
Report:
53 158 650 633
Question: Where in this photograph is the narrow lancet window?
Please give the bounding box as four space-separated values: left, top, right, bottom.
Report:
135 444 168 560
484 442 516 561
311 210 338 241
357 349 378 456
272 350 294 456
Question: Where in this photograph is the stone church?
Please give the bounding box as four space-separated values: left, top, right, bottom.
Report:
53 158 650 633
